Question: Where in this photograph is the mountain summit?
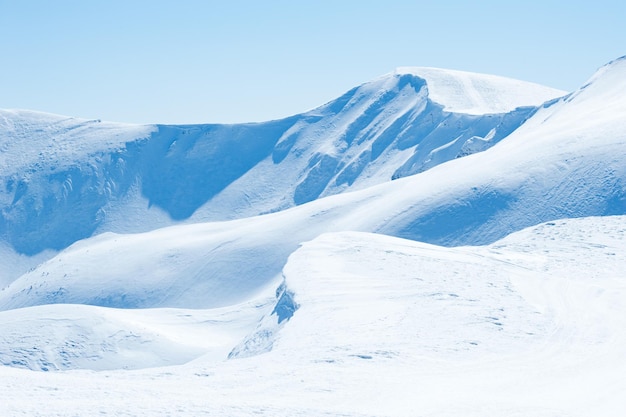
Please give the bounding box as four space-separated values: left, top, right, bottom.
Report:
393 66 565 114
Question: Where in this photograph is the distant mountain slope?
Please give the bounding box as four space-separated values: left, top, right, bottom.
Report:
394 66 563 114
0 69 564 263
0 57 623 310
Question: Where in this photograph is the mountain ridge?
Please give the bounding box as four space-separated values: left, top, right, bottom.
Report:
1 56 624 310
391 66 566 114
0 67 564 272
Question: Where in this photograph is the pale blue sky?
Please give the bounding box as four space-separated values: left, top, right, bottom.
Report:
1 0 624 124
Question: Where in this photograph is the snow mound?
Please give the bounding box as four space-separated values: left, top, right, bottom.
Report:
272 231 551 361
0 109 154 171
0 221 292 310
395 67 567 114
0 292 276 371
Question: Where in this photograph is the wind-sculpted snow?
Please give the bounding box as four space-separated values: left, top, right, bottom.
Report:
0 292 277 371
1 217 626 416
0 69 564 269
273 231 553 361
395 66 565 114
227 281 299 360
0 111 154 257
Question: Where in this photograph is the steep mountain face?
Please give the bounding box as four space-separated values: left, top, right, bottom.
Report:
0 70 564 262
382 56 626 246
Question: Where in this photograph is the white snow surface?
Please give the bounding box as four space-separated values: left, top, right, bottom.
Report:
0 64 566 284
0 216 625 416
0 296 275 371
395 66 567 114
0 109 154 170
1 57 626 416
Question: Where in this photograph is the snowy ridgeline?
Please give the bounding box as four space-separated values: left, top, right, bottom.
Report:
0 68 564 261
0 217 625 416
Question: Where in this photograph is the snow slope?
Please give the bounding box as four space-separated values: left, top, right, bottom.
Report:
0 69 564 267
1 57 624 311
0 216 625 416
1 57 625 416
0 295 275 371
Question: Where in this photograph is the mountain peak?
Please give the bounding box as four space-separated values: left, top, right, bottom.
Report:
390 66 567 115
581 54 626 91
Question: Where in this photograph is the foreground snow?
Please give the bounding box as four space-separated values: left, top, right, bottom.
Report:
1 216 625 416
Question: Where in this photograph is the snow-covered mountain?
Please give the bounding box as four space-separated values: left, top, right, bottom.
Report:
2 57 624 311
0 69 563 260
1 57 626 416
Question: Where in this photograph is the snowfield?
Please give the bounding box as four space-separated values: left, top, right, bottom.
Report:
1 217 625 416
1 57 626 416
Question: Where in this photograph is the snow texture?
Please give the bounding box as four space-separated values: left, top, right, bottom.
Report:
1 57 625 416
394 66 565 114
1 217 626 415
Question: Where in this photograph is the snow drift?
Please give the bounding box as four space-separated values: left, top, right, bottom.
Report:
1 216 625 417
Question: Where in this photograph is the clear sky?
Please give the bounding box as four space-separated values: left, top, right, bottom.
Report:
1 0 625 125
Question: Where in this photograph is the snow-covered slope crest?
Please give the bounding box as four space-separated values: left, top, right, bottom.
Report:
0 109 155 170
250 219 626 416
273 217 626 359
394 66 566 114
237 231 551 363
